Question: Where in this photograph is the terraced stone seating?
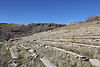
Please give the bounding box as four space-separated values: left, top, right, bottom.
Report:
2 22 100 67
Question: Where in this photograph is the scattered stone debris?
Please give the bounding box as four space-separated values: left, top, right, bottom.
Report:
8 59 17 67
9 38 20 42
20 45 38 58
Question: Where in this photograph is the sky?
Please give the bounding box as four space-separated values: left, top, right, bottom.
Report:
0 0 100 24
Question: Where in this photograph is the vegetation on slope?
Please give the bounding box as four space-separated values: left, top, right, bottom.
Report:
0 42 11 67
0 23 65 41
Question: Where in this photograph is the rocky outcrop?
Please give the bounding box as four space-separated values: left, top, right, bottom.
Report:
86 16 100 22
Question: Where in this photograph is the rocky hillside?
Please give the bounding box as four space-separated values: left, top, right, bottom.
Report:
0 23 65 42
0 16 100 67
86 16 100 22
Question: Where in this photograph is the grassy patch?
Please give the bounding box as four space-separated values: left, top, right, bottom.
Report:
44 43 100 60
33 46 93 67
0 43 11 61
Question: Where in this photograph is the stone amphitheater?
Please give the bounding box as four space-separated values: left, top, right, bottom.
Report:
1 21 100 67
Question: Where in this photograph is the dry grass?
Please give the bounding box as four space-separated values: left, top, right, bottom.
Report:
32 45 93 67
1 21 100 67
0 43 11 60
43 43 100 60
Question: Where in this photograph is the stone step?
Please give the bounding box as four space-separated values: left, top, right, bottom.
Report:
40 57 57 67
45 46 89 61
89 59 100 67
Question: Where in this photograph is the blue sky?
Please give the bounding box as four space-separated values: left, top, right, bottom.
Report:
0 0 100 24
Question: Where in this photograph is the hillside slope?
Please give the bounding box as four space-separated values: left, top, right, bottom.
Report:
1 17 100 67
0 23 65 41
